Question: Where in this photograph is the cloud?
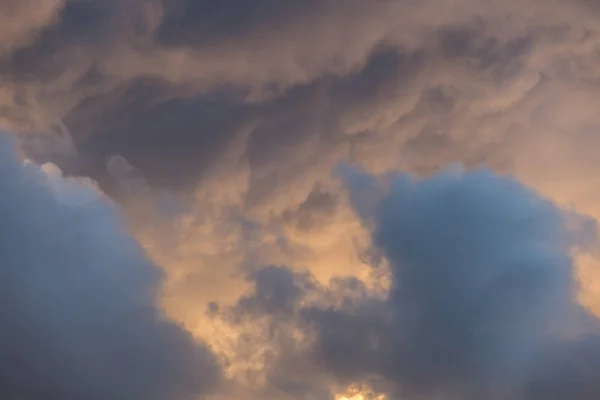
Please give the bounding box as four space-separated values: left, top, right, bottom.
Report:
0 0 65 52
0 132 220 399
220 166 600 400
5 2 600 399
18 119 78 166
4 0 599 192
335 166 594 397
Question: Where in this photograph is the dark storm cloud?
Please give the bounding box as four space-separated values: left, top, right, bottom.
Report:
155 0 329 47
0 0 579 207
320 166 588 398
58 42 427 194
67 79 251 190
523 333 600 400
0 0 535 193
227 166 600 399
0 132 220 399
66 41 428 194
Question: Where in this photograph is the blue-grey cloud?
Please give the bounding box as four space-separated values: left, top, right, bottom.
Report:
0 132 220 399
227 166 600 399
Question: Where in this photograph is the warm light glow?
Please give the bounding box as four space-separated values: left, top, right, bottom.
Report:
4 1 600 399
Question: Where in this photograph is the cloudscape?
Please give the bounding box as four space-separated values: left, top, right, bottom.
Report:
3 1 600 399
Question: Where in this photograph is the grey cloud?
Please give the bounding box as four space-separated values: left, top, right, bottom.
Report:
232 266 317 318
522 332 600 400
155 0 332 48
225 166 600 399
0 132 220 399
280 184 338 233
0 0 550 193
345 167 584 397
0 0 64 52
0 0 594 209
19 119 77 166
70 81 250 191
4 1 600 398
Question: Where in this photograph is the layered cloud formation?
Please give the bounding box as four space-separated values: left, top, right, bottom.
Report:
2 0 600 192
3 1 600 399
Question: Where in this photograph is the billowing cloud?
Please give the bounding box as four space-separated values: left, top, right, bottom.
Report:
3 1 600 399
218 167 600 400
0 132 219 399
2 0 600 193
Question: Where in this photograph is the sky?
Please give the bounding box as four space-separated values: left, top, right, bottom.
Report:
2 0 600 399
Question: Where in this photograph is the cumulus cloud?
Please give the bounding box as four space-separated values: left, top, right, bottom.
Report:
0 132 219 399
5 1 600 399
219 166 600 400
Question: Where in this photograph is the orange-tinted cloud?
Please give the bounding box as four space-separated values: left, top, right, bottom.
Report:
4 1 600 399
